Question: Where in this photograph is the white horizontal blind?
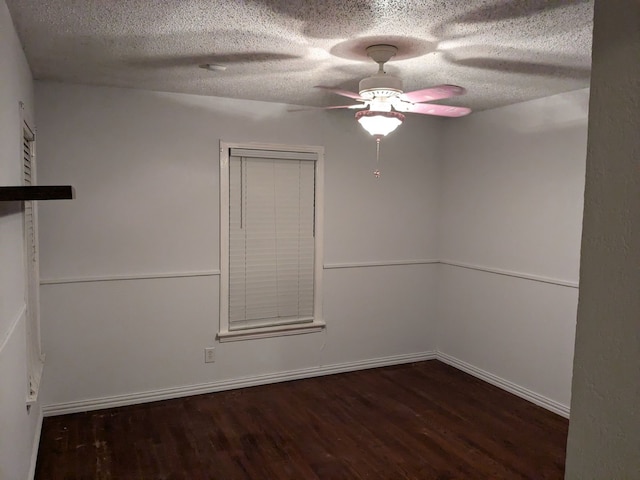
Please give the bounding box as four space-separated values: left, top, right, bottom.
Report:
22 119 43 400
228 151 316 331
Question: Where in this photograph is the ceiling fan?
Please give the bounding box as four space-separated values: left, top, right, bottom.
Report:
312 44 471 138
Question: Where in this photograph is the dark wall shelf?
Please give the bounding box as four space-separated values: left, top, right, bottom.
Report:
0 186 75 201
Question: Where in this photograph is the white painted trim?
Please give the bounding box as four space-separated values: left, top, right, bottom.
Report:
0 304 26 354
219 141 231 338
440 260 579 288
42 351 436 416
436 351 570 418
38 262 437 285
39 270 221 285
36 261 577 289
220 141 325 155
218 320 326 342
219 140 325 340
324 260 439 269
26 356 44 405
27 406 43 480
314 147 325 335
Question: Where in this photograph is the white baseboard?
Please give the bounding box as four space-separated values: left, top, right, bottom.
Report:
436 351 570 418
42 351 569 419
28 405 43 480
43 351 437 416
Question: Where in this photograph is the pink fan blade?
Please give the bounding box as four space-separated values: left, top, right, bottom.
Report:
288 104 366 112
406 103 471 117
325 104 367 109
314 85 364 101
401 85 466 103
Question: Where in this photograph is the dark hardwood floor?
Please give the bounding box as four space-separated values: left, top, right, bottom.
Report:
35 361 568 479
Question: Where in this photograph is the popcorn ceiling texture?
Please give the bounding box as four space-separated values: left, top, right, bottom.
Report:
6 0 593 111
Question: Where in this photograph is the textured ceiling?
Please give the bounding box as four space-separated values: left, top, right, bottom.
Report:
6 0 594 111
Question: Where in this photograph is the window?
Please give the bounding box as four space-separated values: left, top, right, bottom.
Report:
21 105 44 404
219 143 324 341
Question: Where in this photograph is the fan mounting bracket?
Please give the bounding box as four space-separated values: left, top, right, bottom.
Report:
366 45 398 65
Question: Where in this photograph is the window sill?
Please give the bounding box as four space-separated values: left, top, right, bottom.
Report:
217 320 326 342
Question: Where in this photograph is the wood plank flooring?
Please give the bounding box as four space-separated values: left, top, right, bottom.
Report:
35 361 569 479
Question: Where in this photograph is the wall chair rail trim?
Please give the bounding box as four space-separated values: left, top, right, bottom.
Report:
440 260 579 288
40 270 222 285
323 259 439 269
38 261 578 288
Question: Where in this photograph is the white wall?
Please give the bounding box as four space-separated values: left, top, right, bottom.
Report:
565 0 640 477
437 89 588 411
34 82 587 417
35 82 441 408
0 1 42 478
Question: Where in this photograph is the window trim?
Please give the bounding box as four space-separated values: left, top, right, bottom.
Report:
20 102 44 405
218 141 325 342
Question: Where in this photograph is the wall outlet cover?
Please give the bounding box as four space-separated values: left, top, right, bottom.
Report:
205 347 215 363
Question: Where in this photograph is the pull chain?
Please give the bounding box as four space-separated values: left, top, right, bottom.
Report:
373 138 381 178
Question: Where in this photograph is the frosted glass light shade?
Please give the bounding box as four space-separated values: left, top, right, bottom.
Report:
356 111 405 137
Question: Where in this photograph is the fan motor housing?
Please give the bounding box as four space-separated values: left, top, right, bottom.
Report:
359 73 403 99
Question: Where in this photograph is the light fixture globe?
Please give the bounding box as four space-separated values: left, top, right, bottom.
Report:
355 110 405 137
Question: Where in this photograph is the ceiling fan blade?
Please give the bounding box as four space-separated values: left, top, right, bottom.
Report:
406 103 471 117
314 85 364 101
326 104 367 109
288 104 366 112
401 85 466 103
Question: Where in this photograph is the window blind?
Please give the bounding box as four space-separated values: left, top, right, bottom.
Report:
228 152 316 331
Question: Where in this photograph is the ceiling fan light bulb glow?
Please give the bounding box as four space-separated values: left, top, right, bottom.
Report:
356 111 405 137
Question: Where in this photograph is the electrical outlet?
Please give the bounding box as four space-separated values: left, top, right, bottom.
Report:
204 347 215 363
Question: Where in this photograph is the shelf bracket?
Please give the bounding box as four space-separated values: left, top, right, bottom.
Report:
0 186 75 201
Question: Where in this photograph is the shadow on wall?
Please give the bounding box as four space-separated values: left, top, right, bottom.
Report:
0 201 22 218
145 89 295 122
140 86 371 145
472 89 590 133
